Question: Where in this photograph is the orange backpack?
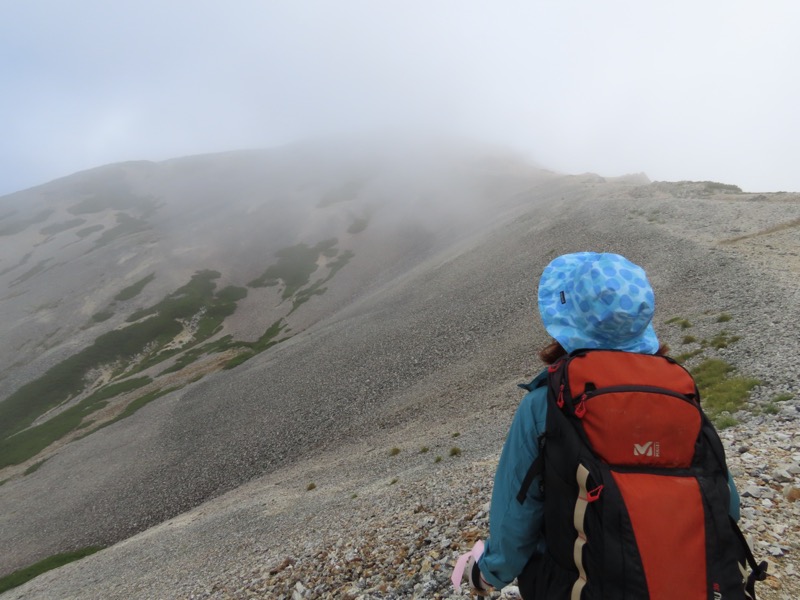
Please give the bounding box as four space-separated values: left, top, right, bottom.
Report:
518 350 767 600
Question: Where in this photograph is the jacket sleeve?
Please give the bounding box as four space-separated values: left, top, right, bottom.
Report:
728 471 741 522
478 378 548 589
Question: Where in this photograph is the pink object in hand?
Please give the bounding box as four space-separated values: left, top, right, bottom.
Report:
451 540 485 593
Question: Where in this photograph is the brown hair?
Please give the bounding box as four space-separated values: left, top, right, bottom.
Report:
538 339 671 365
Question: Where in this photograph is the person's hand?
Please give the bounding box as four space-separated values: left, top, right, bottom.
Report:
464 555 494 596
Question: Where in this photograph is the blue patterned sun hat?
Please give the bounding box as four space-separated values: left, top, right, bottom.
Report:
537 252 660 354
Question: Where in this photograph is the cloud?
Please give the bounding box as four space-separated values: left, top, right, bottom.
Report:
1 0 799 195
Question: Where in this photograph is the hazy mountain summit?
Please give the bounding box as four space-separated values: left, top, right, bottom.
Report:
1 140 798 597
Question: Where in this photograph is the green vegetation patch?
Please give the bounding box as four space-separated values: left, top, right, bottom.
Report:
125 274 245 373
91 309 115 323
92 213 150 249
704 330 741 349
249 240 337 298
215 285 248 303
24 459 47 476
66 178 157 215
0 209 54 236
129 270 220 322
222 319 289 369
327 249 354 279
716 313 732 323
1 270 244 447
703 181 742 194
249 240 353 313
675 348 703 363
96 386 181 431
714 414 738 429
160 311 285 375
40 218 87 236
692 359 760 428
0 547 104 594
347 215 370 234
223 351 256 370
0 251 33 277
290 249 354 313
159 335 235 375
0 377 151 469
114 273 155 301
0 269 253 465
291 281 327 313
665 316 692 329
9 259 51 287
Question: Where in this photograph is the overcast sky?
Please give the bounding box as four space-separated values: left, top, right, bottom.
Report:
2 1 799 196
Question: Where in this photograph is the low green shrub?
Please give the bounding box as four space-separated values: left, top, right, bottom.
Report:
0 377 151 468
347 216 369 234
23 459 46 476
91 309 114 323
40 218 86 236
109 386 178 423
705 331 741 349
223 351 256 370
674 349 703 363
714 414 738 429
692 359 760 424
0 547 103 594
114 273 155 301
665 317 692 329
92 213 150 249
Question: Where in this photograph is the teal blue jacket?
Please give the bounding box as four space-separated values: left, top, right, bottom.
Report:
477 369 742 590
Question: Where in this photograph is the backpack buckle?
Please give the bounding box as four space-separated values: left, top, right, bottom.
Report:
574 395 587 418
586 484 604 503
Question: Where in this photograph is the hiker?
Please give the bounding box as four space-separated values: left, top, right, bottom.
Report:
458 252 764 599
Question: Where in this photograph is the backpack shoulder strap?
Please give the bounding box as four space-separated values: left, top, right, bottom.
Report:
518 371 549 392
515 364 562 504
516 435 546 504
729 516 769 597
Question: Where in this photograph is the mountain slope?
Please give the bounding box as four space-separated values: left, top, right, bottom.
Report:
1 144 798 597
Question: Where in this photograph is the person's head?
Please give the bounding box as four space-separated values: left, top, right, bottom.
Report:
537 252 662 363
